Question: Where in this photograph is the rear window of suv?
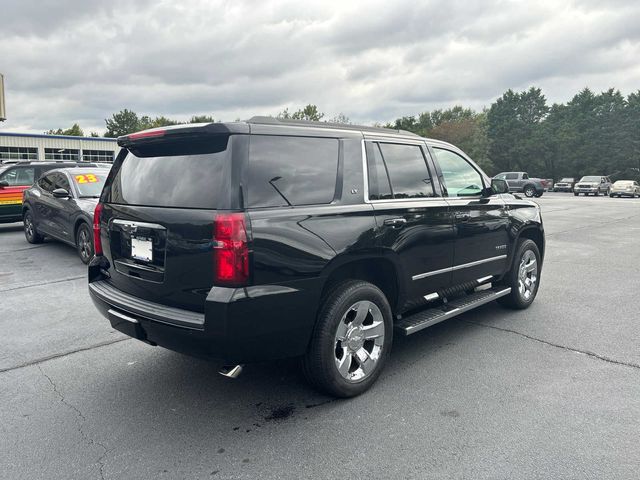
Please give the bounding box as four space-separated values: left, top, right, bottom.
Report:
247 135 339 208
106 136 231 209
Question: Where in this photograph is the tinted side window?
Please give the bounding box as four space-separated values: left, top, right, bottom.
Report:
433 148 484 197
378 143 434 198
365 142 392 200
54 173 71 191
38 174 56 193
505 173 518 180
248 136 338 207
0 167 35 186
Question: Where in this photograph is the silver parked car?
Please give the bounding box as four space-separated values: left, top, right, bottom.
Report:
609 180 640 198
573 176 612 196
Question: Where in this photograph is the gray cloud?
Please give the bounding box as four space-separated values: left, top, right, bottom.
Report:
0 0 639 133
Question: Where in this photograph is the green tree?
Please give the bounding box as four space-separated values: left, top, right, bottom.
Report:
190 115 215 123
328 113 351 124
278 104 325 121
45 123 84 136
139 115 179 130
104 109 140 137
487 87 549 174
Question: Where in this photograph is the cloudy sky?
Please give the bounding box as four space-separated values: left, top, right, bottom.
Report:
1 0 639 134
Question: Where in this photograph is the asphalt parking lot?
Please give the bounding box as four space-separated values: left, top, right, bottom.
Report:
1 192 639 480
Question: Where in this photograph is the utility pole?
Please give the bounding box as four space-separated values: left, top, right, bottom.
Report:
0 73 6 122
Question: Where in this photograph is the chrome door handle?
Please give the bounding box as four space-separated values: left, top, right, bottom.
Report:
383 217 407 228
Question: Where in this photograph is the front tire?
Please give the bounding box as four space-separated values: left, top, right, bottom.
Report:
23 210 44 244
303 280 393 398
498 239 541 310
75 223 94 264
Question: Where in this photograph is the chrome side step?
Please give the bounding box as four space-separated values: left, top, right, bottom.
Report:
395 287 511 336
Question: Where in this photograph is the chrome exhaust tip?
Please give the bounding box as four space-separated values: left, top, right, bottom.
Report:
219 364 243 379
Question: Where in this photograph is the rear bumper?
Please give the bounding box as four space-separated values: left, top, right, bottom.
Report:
88 271 322 364
610 192 635 197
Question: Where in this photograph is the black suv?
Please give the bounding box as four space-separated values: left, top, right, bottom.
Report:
89 118 544 397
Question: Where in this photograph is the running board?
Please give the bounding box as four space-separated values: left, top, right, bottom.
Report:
395 287 511 336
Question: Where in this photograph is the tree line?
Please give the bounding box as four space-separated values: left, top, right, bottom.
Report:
388 87 640 180
45 87 640 180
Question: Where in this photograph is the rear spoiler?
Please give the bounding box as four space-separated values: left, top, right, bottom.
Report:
117 122 249 148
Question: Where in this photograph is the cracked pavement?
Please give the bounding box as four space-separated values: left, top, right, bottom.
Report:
1 193 639 479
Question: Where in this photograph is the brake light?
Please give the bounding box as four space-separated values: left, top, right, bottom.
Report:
93 203 103 256
213 213 249 286
127 129 165 141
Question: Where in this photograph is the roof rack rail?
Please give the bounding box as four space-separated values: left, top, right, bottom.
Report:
246 116 420 137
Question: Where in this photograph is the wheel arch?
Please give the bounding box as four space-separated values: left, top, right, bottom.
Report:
320 253 403 314
73 217 91 245
517 226 545 262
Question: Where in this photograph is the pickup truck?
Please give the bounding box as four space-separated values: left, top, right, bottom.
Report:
493 172 545 198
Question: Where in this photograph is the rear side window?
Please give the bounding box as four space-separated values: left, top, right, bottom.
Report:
366 142 434 199
378 143 434 198
505 173 518 180
248 136 338 208
366 142 392 200
106 136 231 209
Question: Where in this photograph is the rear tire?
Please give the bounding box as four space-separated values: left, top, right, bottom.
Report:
303 280 393 398
498 239 541 310
23 210 44 244
574 192 579 196
75 223 93 264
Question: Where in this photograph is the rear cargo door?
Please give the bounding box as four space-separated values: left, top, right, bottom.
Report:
100 133 245 312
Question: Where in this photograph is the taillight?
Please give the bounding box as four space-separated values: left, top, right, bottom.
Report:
213 213 249 286
127 129 165 141
93 203 103 256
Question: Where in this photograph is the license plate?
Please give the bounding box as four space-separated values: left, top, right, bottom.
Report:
131 236 153 262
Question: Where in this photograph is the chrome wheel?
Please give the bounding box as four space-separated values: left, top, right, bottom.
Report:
518 249 538 301
524 187 535 198
24 215 34 240
77 226 93 263
334 301 385 382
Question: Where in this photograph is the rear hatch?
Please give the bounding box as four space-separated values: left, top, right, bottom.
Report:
98 125 247 312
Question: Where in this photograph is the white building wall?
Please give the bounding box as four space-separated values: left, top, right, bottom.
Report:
0 133 120 161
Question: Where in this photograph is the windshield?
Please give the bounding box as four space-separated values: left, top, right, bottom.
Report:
560 178 573 182
580 176 601 182
72 171 109 197
614 181 633 186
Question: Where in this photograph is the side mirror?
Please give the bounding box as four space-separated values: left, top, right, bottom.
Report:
0 181 9 188
52 188 71 198
489 178 509 195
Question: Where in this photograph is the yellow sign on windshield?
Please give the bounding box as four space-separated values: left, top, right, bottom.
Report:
75 174 99 184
